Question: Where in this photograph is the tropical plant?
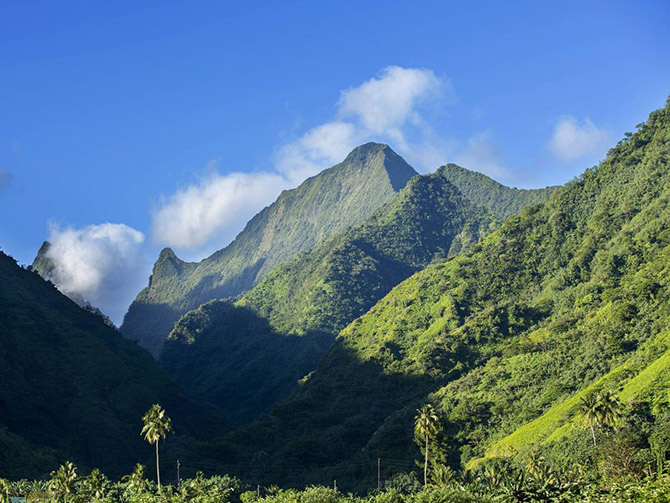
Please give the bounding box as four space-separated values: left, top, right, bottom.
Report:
0 478 9 503
580 391 624 447
598 390 623 431
141 404 173 490
49 461 78 502
414 404 439 487
430 463 457 488
580 394 603 446
122 463 149 495
81 468 110 501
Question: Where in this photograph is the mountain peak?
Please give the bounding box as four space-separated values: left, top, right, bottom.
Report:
438 163 559 219
152 247 187 281
343 142 390 160
342 142 417 191
158 247 180 262
123 143 418 356
31 240 55 279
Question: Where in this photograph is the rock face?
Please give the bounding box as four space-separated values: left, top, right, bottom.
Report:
121 143 419 357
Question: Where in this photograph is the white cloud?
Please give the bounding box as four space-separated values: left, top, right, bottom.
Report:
152 170 291 250
549 116 611 161
455 132 512 181
153 66 451 253
338 66 442 135
44 223 147 324
275 121 358 181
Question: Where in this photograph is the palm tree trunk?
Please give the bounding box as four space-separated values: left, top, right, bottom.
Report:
590 424 597 447
156 439 161 489
424 433 429 487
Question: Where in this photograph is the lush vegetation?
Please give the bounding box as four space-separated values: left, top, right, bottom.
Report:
161 163 555 423
160 167 500 422
438 164 559 219
198 98 670 490
5 99 670 500
121 143 418 357
3 398 670 501
4 456 670 502
0 252 226 479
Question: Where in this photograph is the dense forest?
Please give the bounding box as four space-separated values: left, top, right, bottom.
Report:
160 164 554 423
2 99 670 502
120 144 419 357
199 99 670 491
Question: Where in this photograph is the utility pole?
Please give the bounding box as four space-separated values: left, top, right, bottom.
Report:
334 480 337 492
377 458 381 491
177 460 180 489
257 485 260 497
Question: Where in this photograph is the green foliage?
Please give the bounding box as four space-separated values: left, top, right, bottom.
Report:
122 143 419 356
141 405 173 446
161 161 553 423
160 167 503 421
9 461 670 502
438 163 559 219
215 98 670 489
0 252 225 479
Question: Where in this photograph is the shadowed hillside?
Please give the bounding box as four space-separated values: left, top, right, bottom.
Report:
211 98 670 490
0 252 225 479
121 143 419 357
160 164 555 423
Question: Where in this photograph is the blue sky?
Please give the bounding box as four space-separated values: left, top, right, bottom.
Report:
1 0 668 322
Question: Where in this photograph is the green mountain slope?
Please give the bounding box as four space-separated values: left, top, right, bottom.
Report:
160 165 555 424
439 163 559 219
475 331 670 465
0 251 224 479
121 143 418 357
216 99 670 488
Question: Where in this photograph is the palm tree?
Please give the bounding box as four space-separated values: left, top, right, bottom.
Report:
579 394 601 446
580 390 623 447
414 403 439 487
598 390 623 430
49 461 78 502
141 404 173 490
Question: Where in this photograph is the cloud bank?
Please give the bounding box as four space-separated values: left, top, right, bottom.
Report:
549 116 610 161
153 66 450 253
44 223 147 324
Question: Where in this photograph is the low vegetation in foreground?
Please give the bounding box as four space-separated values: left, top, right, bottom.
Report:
4 400 670 502
3 460 670 502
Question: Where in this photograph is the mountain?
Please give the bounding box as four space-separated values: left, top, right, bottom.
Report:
160 165 556 423
31 241 116 327
0 251 225 479
121 143 419 357
214 99 670 488
439 163 558 219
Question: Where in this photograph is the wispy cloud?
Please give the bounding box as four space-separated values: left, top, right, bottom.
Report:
44 223 147 324
152 169 290 250
455 132 512 182
0 169 13 193
548 116 611 161
152 66 452 252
